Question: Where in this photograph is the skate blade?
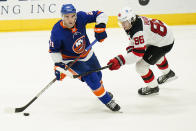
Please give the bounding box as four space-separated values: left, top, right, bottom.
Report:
111 110 123 113
160 76 178 85
138 92 159 96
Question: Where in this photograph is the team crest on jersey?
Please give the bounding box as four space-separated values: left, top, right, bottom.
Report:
72 35 86 54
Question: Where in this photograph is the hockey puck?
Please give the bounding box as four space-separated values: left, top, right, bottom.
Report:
23 113 30 116
139 0 150 6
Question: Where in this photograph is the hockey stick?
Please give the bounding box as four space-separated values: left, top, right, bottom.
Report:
7 40 98 113
4 78 57 114
15 78 56 113
73 63 112 78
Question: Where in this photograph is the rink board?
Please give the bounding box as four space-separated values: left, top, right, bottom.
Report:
0 13 196 32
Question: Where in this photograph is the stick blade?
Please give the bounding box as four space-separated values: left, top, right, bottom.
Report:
4 107 15 114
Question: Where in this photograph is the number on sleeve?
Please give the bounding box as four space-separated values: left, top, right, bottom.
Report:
150 19 167 37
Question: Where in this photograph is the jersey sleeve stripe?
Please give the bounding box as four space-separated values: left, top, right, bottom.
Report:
131 46 146 57
97 11 102 16
126 46 134 53
61 49 91 60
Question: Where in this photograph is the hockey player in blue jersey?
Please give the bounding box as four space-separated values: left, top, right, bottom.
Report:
49 4 120 111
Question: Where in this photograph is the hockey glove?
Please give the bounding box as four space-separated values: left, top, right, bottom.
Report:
94 23 107 42
107 55 125 70
54 62 73 81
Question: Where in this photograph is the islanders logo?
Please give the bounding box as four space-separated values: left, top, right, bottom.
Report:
72 35 86 54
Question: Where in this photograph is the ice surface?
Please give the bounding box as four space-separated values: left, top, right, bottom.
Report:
3 107 15 114
0 26 196 131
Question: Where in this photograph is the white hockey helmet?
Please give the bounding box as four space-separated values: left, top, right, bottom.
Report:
118 7 136 24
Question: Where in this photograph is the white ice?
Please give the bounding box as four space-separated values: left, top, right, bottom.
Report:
0 25 196 131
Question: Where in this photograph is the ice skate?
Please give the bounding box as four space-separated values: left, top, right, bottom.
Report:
138 86 159 95
106 100 121 111
157 70 176 84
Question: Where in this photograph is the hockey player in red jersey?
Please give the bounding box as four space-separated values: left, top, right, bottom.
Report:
107 7 176 95
49 4 120 111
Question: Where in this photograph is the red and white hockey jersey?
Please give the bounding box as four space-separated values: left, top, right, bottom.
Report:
124 16 174 64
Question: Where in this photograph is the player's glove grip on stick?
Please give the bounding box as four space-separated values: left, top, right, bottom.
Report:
107 55 125 70
54 62 73 80
94 23 107 42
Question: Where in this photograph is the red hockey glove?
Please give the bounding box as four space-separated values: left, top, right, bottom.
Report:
107 55 125 70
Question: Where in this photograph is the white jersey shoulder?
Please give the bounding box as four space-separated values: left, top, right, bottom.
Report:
140 16 174 47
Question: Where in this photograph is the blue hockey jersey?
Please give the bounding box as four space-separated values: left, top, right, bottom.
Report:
49 11 102 60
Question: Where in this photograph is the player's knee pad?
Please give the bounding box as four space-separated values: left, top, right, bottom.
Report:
136 59 150 75
82 72 101 90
